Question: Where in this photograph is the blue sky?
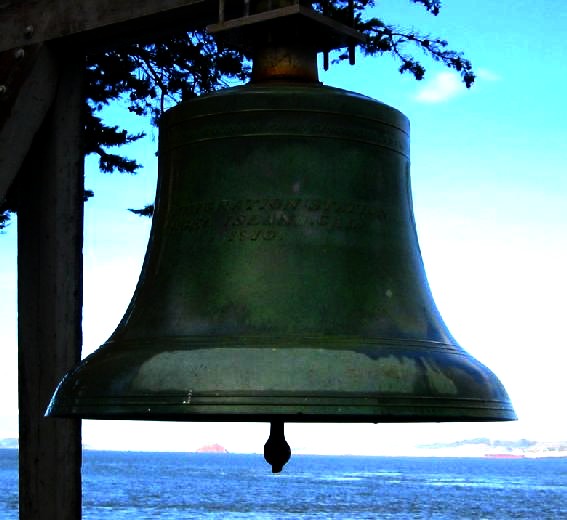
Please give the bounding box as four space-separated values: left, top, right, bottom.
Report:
1 0 566 454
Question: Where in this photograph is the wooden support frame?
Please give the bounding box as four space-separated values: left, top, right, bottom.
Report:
0 0 214 52
16 50 83 519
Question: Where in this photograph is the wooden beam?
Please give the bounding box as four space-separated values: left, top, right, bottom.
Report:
17 53 83 520
0 0 216 53
0 44 59 203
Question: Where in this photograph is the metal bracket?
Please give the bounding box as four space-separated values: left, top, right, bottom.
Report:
208 0 365 58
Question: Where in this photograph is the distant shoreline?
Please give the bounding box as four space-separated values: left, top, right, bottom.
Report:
3 448 566 460
2 436 567 459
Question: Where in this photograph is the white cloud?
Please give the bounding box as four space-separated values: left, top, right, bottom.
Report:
476 68 501 82
415 71 464 103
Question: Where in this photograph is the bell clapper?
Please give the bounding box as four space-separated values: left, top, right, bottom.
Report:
264 421 291 473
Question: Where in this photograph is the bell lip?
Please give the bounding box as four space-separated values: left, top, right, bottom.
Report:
47 411 517 423
47 392 517 423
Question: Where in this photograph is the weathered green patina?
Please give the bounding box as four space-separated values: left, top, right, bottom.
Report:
47 81 515 423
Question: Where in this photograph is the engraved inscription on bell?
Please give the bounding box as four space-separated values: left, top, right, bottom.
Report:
166 197 389 242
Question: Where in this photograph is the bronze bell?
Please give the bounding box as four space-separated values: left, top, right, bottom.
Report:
47 2 515 471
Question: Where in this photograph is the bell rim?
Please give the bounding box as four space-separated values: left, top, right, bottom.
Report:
47 393 517 422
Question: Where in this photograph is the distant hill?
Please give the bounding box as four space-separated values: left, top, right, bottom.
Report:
0 438 18 449
416 438 567 458
418 438 537 450
196 443 228 453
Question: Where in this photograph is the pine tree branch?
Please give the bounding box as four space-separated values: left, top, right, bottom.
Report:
1 1 477 229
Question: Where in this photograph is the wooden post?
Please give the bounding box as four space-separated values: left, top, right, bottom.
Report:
16 50 83 520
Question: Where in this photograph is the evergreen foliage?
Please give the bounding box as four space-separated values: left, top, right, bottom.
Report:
1 0 474 229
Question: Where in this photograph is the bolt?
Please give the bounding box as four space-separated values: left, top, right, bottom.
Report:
24 25 34 39
14 48 25 60
0 85 7 96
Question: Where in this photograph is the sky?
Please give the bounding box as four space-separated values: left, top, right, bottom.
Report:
0 0 566 455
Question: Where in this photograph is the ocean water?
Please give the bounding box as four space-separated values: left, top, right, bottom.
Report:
1 449 566 519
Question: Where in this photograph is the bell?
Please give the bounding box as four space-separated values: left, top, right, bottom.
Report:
47 3 515 470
